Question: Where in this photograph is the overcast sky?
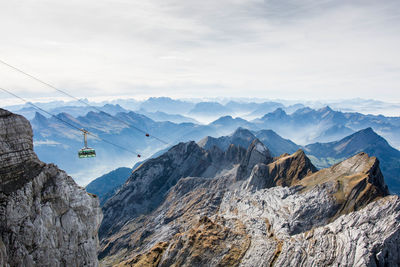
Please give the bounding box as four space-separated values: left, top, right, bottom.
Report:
1 0 400 102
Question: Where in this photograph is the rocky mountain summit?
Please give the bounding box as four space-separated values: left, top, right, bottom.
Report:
99 131 399 266
0 109 102 266
305 127 400 194
198 127 299 157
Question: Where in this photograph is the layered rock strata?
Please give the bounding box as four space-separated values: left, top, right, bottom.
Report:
0 109 102 266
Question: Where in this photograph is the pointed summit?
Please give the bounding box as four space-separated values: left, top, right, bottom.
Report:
210 115 250 127
271 107 287 117
231 127 256 141
319 105 333 113
244 149 317 190
31 112 49 128
346 127 385 146
293 107 313 115
236 139 272 180
198 127 256 151
212 115 233 122
358 127 375 135
272 107 286 114
32 111 47 122
261 107 288 120
305 127 394 159
255 129 300 156
56 112 75 121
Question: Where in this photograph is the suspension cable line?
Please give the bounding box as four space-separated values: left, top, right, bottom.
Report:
0 87 142 157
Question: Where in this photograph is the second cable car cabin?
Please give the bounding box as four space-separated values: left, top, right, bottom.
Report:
78 129 96 158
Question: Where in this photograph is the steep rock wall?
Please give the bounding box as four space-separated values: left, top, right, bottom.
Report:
0 109 102 267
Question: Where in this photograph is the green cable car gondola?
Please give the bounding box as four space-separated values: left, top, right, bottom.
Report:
78 129 96 158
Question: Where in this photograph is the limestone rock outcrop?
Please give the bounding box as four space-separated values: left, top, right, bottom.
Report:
0 109 102 266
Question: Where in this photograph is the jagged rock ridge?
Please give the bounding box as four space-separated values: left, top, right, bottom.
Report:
100 140 247 238
0 109 102 266
98 131 398 266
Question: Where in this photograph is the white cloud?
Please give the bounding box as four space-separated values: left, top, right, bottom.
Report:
0 0 400 102
34 140 61 146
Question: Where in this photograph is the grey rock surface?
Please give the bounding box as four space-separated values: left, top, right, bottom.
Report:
0 108 102 267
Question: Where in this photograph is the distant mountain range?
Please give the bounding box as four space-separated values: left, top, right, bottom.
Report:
6 96 400 117
7 103 128 120
189 101 232 117
136 109 198 124
7 99 398 186
253 106 400 146
211 106 399 149
6 97 400 145
138 97 195 114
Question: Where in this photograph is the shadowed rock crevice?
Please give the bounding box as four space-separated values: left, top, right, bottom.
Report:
0 109 45 194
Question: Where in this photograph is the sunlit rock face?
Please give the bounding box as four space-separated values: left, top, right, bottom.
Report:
99 128 398 266
0 109 102 267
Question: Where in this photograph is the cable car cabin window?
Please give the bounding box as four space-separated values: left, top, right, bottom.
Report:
78 148 96 158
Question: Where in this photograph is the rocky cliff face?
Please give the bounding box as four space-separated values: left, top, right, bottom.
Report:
99 130 399 266
100 141 247 238
0 109 102 266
